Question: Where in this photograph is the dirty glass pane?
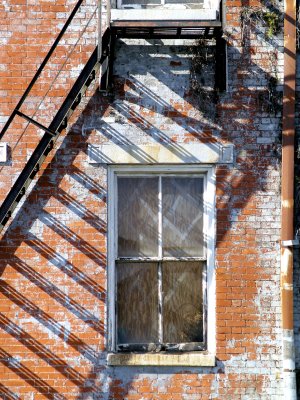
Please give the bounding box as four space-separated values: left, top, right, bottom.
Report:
162 261 203 343
118 177 158 257
117 262 159 344
162 177 204 257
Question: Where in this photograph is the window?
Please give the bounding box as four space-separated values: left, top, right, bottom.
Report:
108 165 215 354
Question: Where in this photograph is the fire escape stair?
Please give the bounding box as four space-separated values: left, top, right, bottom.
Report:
0 26 112 233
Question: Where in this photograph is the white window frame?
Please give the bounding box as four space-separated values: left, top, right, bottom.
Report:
107 164 216 355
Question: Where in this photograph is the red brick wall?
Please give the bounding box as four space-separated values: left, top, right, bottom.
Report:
0 0 285 398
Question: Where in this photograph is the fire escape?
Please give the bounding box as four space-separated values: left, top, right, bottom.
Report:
0 0 226 232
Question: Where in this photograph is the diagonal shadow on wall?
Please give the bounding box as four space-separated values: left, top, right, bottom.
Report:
0 8 291 397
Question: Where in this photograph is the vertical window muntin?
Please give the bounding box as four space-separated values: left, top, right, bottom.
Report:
113 171 208 352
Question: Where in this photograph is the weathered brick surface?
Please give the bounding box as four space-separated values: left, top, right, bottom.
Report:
0 0 289 398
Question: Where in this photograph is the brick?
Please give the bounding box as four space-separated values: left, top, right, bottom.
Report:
0 0 288 398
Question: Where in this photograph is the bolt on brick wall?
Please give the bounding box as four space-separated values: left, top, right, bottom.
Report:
0 0 288 398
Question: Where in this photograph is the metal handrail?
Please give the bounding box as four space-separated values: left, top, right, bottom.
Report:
0 0 86 141
0 45 103 231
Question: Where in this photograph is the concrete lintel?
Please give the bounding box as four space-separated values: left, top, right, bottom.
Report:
88 142 234 165
107 352 216 366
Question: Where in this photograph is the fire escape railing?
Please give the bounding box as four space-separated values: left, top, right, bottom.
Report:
0 0 88 141
0 0 111 232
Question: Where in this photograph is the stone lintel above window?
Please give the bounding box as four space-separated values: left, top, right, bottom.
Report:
88 142 234 165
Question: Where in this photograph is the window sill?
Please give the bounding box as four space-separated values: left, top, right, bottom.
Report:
107 352 215 367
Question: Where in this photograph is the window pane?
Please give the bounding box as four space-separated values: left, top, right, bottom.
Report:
118 177 158 257
117 262 159 344
162 177 204 257
162 261 203 343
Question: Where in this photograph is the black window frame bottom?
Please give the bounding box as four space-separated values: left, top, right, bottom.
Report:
117 342 206 353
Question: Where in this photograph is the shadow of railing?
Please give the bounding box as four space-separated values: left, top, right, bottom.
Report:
25 234 105 300
0 280 98 364
9 255 104 334
0 313 92 390
39 210 106 266
68 165 107 197
0 83 107 397
0 382 21 400
55 188 107 233
0 346 67 400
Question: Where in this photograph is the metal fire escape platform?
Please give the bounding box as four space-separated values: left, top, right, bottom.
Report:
111 23 221 39
109 0 224 38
